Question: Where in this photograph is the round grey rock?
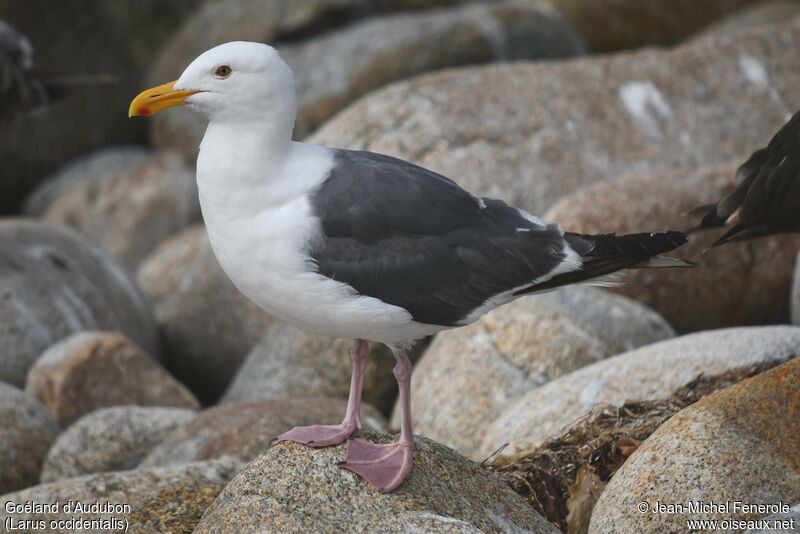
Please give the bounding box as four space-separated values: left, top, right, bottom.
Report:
152 0 584 154
399 287 674 458
193 433 559 534
147 0 511 87
41 405 197 483
481 326 800 456
25 147 200 271
0 382 58 493
284 1 583 137
312 18 800 216
526 286 675 354
0 219 158 387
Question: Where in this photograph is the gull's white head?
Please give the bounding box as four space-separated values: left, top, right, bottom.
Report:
129 41 296 125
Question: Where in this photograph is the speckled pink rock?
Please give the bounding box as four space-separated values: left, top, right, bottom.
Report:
589 358 800 533
193 434 559 534
26 331 199 426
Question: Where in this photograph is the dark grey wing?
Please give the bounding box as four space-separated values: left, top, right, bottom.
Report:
738 113 800 230
307 149 570 326
693 110 800 242
715 150 764 218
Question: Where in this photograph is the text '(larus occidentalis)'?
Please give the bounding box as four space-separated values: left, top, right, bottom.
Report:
129 41 693 493
691 110 800 245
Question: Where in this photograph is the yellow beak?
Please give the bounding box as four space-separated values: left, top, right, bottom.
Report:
128 80 199 117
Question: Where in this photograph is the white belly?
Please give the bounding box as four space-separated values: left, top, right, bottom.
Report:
203 195 442 345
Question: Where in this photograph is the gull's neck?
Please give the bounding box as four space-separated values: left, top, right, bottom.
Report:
196 112 294 219
195 109 334 228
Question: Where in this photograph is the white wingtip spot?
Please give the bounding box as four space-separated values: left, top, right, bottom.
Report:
515 208 546 228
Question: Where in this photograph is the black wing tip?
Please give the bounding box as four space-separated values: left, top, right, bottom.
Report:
564 229 689 257
519 229 692 295
642 230 688 251
657 229 689 245
611 229 689 252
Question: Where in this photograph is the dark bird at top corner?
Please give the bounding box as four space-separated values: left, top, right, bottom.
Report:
0 19 116 121
0 19 46 118
690 110 800 246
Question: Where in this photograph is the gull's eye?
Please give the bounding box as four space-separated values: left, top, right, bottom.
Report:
214 65 232 79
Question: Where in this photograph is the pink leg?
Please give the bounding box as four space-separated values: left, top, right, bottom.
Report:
275 339 368 447
339 348 414 492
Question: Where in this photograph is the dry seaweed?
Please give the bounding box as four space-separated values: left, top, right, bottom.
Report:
486 360 785 533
